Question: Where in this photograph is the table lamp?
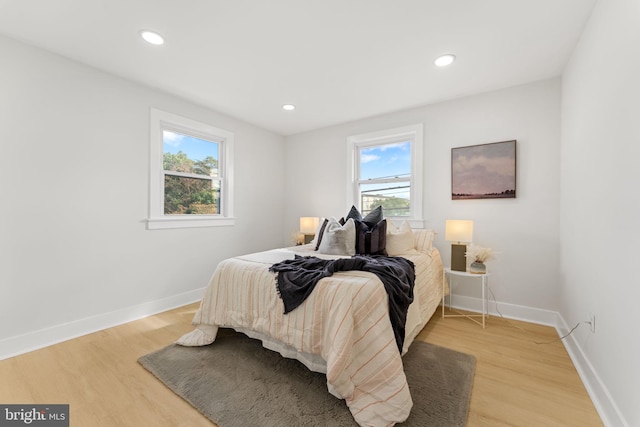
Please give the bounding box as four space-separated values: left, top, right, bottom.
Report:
445 220 474 272
300 217 319 244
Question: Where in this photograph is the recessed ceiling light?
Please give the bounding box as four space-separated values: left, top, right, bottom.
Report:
434 54 456 67
282 104 296 111
140 30 165 46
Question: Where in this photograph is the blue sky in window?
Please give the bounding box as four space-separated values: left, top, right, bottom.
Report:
163 130 218 161
360 141 411 180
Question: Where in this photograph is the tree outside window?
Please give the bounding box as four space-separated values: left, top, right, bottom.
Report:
162 130 220 215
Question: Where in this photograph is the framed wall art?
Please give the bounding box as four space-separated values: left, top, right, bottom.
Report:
451 140 516 200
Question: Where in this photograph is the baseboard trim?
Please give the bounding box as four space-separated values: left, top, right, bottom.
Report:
448 293 626 427
556 314 628 427
0 288 205 361
446 293 558 326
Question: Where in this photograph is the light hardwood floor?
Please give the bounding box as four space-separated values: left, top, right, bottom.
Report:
0 303 602 426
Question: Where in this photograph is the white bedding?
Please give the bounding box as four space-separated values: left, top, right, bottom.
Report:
178 234 443 427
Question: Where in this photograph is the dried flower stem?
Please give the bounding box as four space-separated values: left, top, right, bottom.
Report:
465 244 495 263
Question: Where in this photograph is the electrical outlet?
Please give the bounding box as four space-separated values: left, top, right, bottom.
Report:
589 313 596 333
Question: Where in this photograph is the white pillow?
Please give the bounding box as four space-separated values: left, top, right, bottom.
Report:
413 228 435 252
318 218 356 256
386 220 415 256
309 217 327 247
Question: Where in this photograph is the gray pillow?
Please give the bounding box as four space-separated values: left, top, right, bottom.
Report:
317 218 356 256
346 205 383 227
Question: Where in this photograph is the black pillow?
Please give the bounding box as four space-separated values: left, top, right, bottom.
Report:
346 205 362 222
346 205 383 227
354 219 387 255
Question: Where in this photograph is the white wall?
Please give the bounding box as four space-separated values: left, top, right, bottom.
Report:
285 78 562 317
0 35 285 356
560 0 640 425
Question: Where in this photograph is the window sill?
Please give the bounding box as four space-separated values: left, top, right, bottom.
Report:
386 218 425 229
146 215 236 230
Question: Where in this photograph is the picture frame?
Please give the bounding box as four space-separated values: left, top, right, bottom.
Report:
451 140 516 200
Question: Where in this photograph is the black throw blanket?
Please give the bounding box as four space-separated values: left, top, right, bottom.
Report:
269 255 415 353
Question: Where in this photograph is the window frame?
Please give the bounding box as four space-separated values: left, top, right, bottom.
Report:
346 124 424 228
147 108 235 230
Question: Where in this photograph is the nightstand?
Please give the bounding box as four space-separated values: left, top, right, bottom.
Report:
442 268 489 328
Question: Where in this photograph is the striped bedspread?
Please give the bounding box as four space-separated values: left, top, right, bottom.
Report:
179 242 443 427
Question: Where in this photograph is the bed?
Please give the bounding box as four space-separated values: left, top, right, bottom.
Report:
177 223 443 427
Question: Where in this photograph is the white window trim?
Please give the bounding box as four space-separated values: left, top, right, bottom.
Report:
346 124 424 228
147 108 235 230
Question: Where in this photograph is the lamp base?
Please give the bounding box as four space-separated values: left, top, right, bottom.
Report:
451 243 467 272
303 234 315 244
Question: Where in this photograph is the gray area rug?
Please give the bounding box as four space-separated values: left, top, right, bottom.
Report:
139 329 475 426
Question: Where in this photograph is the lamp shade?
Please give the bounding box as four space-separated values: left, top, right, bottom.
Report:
299 217 319 234
445 220 474 243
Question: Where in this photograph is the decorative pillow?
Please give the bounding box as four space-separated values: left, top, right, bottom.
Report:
354 219 387 255
413 228 436 252
311 218 329 250
386 220 416 255
345 205 361 222
317 218 356 256
345 205 383 227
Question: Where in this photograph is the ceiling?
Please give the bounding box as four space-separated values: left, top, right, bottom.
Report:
0 0 596 136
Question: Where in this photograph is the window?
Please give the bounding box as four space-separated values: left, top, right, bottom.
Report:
148 108 234 229
163 130 220 215
347 124 423 227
